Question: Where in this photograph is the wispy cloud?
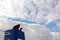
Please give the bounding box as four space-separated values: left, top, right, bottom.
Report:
0 0 60 25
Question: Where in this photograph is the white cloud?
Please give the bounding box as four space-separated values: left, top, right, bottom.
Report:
0 0 60 23
50 32 60 40
0 17 19 30
22 25 52 40
0 0 24 18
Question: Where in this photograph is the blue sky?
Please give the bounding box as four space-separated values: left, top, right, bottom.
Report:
6 17 60 33
46 20 60 32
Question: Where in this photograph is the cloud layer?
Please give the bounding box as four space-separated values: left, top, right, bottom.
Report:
0 0 60 40
0 0 60 24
